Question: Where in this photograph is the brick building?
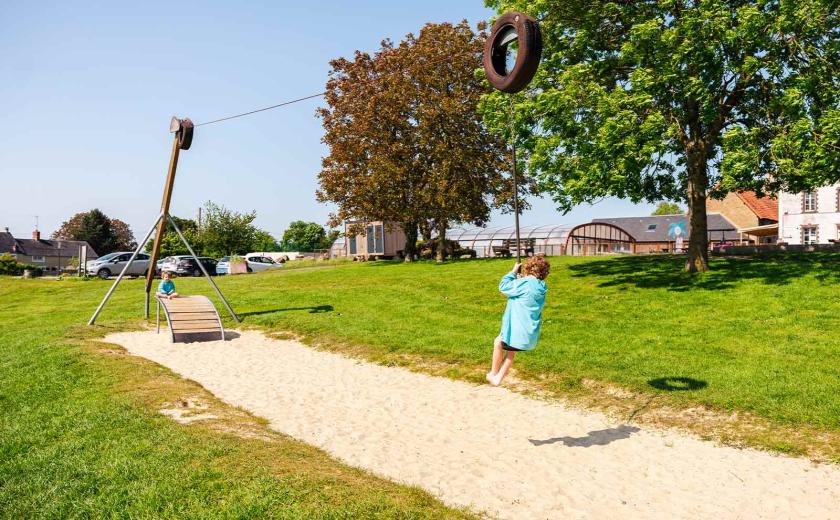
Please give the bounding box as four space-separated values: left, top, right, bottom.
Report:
706 191 778 244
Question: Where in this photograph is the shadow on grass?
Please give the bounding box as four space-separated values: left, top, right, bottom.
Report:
240 305 334 318
648 377 707 391
529 425 641 447
568 252 840 291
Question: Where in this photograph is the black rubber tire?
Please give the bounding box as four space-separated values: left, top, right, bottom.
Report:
483 11 542 94
247 267 253 273
97 268 111 280
193 269 201 277
178 118 194 150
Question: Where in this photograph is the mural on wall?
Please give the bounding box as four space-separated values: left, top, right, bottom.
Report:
669 221 688 252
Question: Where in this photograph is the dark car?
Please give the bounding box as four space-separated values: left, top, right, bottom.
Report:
160 255 218 277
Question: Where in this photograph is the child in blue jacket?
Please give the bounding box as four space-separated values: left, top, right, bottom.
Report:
157 271 179 300
487 255 549 386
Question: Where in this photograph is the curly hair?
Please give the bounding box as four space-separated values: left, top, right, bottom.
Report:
523 255 550 280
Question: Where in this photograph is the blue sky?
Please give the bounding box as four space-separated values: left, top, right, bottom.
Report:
0 1 657 241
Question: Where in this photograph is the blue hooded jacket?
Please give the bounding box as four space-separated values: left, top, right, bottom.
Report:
498 271 547 351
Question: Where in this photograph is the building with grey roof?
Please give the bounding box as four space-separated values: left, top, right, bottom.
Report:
0 228 98 273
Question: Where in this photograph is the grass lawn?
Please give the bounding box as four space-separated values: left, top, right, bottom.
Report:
189 253 838 460
0 278 474 518
2 253 839 517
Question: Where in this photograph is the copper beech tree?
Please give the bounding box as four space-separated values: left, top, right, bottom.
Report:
317 21 515 262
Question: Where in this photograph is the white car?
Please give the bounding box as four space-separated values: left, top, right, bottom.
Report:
87 252 151 279
244 255 284 272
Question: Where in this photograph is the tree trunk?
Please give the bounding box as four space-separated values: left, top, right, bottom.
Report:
402 221 418 262
435 221 447 263
685 151 709 273
420 220 432 242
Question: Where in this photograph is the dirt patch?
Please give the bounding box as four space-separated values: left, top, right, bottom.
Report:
159 396 218 424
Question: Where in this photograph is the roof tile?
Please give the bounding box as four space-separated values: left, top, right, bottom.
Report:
735 191 778 221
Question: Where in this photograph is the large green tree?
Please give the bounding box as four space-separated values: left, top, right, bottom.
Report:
317 21 512 262
143 217 200 258
52 210 136 254
280 221 332 252
652 202 685 215
199 201 262 258
483 0 839 271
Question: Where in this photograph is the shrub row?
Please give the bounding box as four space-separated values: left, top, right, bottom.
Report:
0 254 44 277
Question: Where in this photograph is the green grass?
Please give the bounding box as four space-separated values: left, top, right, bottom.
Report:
0 277 474 518
190 253 839 458
2 253 839 517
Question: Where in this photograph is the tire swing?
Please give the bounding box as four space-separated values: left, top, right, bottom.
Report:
483 11 542 94
483 11 542 262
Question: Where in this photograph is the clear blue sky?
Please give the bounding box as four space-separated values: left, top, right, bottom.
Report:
0 1 657 241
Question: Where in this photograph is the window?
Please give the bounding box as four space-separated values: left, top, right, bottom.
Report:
348 236 357 255
801 226 818 245
647 224 657 231
802 191 817 212
365 224 385 254
31 255 45 263
138 253 150 260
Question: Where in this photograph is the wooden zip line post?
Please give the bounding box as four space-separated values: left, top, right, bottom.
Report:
144 117 190 318
88 117 239 327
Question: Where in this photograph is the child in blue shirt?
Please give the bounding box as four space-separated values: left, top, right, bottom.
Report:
487 255 549 386
157 271 179 300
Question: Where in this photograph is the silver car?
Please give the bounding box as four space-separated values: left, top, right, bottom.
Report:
87 252 151 279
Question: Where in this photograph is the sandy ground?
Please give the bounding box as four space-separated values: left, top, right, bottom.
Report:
105 330 840 520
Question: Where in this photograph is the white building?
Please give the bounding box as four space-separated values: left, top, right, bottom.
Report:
778 183 840 244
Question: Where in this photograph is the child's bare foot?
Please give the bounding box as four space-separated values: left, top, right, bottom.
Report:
490 374 503 387
485 372 496 384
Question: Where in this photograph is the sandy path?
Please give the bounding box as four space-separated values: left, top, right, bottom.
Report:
106 331 840 519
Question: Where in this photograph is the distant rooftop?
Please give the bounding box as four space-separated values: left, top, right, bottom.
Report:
592 214 740 242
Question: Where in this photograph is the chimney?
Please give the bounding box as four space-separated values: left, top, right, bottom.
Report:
32 230 41 240
3 227 8 233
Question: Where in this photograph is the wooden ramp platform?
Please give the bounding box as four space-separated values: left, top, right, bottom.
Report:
156 295 225 343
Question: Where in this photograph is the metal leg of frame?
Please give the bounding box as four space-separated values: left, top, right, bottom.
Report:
156 298 160 334
167 214 240 323
88 213 164 326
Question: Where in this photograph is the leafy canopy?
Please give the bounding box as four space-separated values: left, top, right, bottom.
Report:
482 0 839 270
317 21 513 260
280 221 336 252
652 201 685 215
52 209 136 255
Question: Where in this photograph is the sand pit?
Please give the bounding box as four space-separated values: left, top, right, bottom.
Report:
105 330 840 519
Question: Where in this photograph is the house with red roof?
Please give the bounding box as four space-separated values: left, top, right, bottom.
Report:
706 191 778 244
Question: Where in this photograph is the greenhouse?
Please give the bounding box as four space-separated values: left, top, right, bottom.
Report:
564 222 636 256
446 224 577 258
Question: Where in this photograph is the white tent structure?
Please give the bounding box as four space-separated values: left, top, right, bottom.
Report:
446 224 577 257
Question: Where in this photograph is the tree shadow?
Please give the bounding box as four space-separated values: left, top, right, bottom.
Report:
529 425 641 447
647 376 707 391
568 252 840 291
239 305 334 318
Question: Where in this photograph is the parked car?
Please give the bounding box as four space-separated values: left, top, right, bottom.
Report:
216 256 231 275
244 255 283 272
160 255 218 277
87 252 151 279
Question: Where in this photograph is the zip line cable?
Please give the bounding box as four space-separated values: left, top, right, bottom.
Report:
195 92 327 127
193 49 487 128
